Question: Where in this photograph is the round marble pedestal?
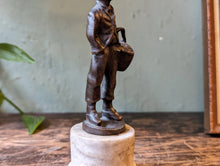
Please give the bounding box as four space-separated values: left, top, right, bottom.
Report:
69 123 136 166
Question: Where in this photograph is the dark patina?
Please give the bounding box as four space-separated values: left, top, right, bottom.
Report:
83 0 134 135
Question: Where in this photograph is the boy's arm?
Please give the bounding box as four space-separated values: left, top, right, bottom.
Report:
86 11 105 54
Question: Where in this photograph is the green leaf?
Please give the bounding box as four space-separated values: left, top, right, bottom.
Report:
22 114 45 135
0 89 4 107
0 43 35 64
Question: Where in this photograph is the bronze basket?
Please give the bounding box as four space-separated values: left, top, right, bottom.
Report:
117 42 134 71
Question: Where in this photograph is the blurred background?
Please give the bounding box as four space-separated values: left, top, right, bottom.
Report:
0 0 203 113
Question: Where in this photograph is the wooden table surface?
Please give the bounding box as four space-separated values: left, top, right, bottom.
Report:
0 113 220 166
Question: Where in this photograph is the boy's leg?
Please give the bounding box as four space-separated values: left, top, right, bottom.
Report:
86 50 108 125
101 47 123 121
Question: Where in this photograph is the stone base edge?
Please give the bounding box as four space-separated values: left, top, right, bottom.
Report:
68 162 136 166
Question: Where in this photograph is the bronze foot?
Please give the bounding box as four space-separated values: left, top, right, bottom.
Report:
86 111 101 126
86 103 101 126
102 107 123 121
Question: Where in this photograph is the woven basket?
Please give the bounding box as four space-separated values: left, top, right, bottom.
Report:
117 42 134 71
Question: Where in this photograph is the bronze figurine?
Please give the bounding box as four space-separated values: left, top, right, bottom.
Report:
83 0 134 135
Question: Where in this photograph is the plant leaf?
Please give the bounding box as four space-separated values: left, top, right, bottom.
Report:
0 89 4 107
0 43 35 64
22 114 45 135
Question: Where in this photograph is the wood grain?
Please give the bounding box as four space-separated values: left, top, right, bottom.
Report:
0 113 220 166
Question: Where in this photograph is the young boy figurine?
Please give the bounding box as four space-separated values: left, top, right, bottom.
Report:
85 0 134 129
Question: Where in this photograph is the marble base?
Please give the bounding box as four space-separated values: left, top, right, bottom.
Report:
69 123 136 166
